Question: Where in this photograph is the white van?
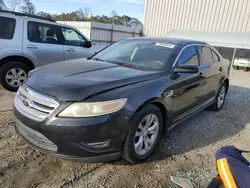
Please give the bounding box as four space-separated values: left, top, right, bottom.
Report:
0 10 104 91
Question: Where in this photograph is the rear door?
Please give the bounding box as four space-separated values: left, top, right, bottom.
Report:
197 46 222 101
61 27 96 60
23 20 65 67
171 46 206 122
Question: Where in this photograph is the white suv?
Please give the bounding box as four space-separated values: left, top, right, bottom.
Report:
0 10 104 91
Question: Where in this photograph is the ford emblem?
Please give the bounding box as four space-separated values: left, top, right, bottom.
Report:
23 99 30 107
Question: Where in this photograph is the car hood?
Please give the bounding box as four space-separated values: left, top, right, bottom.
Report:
26 58 161 101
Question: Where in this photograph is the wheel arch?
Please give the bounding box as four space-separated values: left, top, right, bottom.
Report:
223 78 229 92
0 56 35 71
132 97 168 131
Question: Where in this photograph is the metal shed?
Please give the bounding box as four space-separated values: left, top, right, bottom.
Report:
144 0 250 36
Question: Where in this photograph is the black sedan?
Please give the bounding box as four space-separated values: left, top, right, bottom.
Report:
13 38 230 163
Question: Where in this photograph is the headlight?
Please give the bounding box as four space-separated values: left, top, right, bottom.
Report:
58 98 127 117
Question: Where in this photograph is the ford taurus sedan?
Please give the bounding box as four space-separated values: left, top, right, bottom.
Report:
13 38 230 163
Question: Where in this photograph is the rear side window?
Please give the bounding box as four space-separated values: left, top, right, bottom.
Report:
0 16 16 39
212 50 220 62
28 21 64 44
198 46 214 65
177 46 199 66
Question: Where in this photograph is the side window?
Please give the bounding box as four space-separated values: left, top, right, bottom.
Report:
211 50 220 63
28 21 64 44
0 16 16 39
62 27 86 47
198 46 214 65
177 46 199 66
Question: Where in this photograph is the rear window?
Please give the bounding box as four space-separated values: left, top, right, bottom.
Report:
198 46 214 65
0 16 16 39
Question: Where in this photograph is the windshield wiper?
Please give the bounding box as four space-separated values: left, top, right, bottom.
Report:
115 61 141 70
91 57 106 62
90 58 141 70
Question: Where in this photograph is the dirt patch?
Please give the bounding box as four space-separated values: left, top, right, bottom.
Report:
1 70 250 188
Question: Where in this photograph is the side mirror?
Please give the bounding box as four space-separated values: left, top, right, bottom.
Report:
173 64 199 74
82 41 92 48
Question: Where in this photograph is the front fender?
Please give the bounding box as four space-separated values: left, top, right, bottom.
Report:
87 77 173 123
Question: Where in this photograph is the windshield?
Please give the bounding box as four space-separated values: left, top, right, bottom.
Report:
92 39 176 71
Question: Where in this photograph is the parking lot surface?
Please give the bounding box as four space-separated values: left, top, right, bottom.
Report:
0 70 250 188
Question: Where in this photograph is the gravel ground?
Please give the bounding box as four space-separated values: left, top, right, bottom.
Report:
0 70 250 188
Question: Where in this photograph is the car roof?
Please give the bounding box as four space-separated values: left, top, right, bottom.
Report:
0 10 55 22
123 37 206 46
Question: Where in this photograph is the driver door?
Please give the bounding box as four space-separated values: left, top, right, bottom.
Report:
62 27 95 60
171 46 206 123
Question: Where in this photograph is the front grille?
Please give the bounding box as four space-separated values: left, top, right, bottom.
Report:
16 120 57 152
14 85 59 122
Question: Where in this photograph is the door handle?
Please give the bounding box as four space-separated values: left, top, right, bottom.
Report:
219 67 223 72
67 48 75 52
27 45 38 49
199 72 205 78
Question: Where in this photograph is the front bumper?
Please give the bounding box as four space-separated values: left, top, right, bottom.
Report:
234 62 250 68
14 107 129 162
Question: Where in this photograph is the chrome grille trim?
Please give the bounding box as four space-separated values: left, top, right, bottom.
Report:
14 85 60 122
19 86 59 108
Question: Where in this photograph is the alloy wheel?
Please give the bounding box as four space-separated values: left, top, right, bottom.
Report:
217 86 226 108
134 114 160 156
6 68 27 87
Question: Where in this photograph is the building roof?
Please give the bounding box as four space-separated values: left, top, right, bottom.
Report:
126 37 205 46
167 30 250 49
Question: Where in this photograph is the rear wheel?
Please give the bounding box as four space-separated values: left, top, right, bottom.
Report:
210 82 227 111
122 104 163 163
232 66 239 70
0 62 29 92
243 67 249 72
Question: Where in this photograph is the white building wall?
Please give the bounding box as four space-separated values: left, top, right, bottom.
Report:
57 21 92 39
144 0 250 37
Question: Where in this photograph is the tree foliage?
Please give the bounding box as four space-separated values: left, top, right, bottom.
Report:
51 10 142 28
1 0 35 14
19 0 35 14
7 0 21 11
0 0 7 10
1 0 143 28
84 7 91 18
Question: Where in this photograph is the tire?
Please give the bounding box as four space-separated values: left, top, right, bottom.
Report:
122 104 163 164
243 67 249 72
210 82 228 111
232 66 239 70
0 61 29 92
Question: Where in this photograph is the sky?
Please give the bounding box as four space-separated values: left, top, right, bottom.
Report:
32 0 145 22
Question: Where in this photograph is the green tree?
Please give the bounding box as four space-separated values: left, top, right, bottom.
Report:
34 8 143 28
76 8 84 19
19 0 35 14
84 7 91 18
7 0 21 11
0 0 7 10
37 11 53 19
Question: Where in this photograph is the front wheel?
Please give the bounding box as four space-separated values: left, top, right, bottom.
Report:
0 62 29 92
210 83 227 111
122 104 163 163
